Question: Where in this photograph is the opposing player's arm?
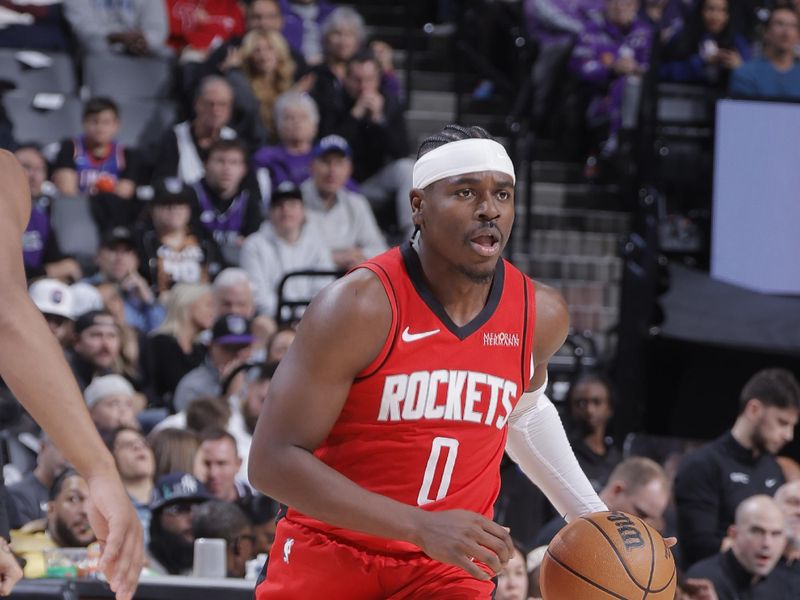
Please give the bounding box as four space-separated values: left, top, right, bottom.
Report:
249 269 513 578
505 281 609 520
0 150 143 599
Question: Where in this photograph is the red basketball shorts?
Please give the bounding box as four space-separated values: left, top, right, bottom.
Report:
254 519 495 599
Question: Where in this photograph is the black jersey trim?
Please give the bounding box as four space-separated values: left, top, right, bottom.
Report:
400 241 505 341
354 261 399 381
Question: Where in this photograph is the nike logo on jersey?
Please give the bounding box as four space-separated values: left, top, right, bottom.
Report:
402 327 440 343
283 538 294 564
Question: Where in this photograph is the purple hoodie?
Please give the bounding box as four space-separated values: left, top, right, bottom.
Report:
279 0 336 60
570 13 654 135
570 15 653 86
524 0 605 45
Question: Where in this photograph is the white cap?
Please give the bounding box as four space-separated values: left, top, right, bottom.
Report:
70 282 104 319
84 374 135 408
29 279 74 320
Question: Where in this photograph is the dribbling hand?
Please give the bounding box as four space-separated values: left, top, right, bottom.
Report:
410 509 514 580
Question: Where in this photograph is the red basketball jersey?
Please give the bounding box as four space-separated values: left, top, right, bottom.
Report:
286 243 535 553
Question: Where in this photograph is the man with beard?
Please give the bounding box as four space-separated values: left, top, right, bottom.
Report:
147 472 211 575
675 368 800 568
47 470 96 548
67 310 122 391
192 500 256 578
11 470 96 578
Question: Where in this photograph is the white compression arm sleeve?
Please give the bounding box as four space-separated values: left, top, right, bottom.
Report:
506 380 608 522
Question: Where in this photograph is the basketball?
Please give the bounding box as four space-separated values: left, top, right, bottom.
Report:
540 511 676 599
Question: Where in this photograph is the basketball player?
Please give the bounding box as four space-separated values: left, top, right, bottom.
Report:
250 125 610 598
0 150 143 598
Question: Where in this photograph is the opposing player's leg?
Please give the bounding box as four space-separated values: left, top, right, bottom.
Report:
254 519 384 600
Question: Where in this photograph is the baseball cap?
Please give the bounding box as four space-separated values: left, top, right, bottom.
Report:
312 134 351 159
211 314 254 346
152 177 192 206
84 374 135 408
100 226 135 249
70 282 104 319
270 181 303 207
29 279 74 320
74 310 115 335
150 472 212 512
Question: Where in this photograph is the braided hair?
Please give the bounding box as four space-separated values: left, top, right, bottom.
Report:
416 124 494 159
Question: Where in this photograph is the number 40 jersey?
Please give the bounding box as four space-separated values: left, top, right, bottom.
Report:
286 242 536 553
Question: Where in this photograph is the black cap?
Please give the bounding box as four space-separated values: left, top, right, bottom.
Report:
211 314 254 345
270 180 303 208
74 310 115 335
150 472 212 511
152 177 192 206
100 226 134 249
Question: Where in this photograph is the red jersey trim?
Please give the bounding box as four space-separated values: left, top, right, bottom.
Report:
352 260 399 380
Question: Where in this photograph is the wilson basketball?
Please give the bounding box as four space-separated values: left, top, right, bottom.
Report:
540 511 676 599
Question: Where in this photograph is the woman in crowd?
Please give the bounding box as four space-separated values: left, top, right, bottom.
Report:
660 0 750 87
251 91 320 199
147 428 206 482
495 542 530 600
237 30 297 142
147 284 215 409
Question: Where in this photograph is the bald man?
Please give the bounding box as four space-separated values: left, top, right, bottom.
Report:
687 495 788 599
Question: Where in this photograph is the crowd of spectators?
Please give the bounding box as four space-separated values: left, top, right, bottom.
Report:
0 1 799 598
522 0 800 168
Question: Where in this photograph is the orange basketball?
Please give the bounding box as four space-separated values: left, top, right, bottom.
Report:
540 511 676 599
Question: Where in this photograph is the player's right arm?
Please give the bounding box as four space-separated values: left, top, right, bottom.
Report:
248 268 513 579
0 150 143 599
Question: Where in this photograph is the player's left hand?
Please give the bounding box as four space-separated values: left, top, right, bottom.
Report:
86 473 144 600
0 538 22 596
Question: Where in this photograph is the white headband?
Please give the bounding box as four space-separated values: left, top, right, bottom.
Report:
412 138 516 190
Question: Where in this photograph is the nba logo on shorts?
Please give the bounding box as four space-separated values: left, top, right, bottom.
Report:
283 538 294 564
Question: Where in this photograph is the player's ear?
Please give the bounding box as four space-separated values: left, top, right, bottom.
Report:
727 524 737 542
410 188 424 228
